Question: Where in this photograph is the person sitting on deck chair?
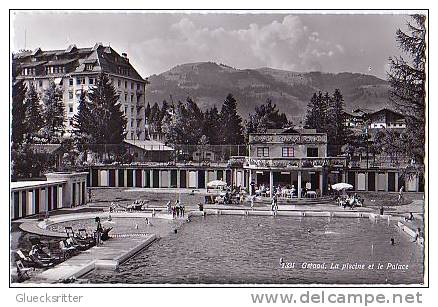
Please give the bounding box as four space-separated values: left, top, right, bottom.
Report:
405 212 415 221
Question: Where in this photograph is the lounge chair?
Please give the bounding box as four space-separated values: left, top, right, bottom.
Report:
16 260 33 280
59 240 77 260
64 226 75 238
16 250 33 267
77 228 96 247
28 245 56 268
66 237 89 251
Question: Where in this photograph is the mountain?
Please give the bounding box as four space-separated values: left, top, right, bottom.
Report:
146 62 390 121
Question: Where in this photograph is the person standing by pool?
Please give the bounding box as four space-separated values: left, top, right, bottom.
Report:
398 186 404 204
95 217 103 246
274 194 278 209
181 204 185 217
166 201 172 214
172 205 176 219
250 195 255 210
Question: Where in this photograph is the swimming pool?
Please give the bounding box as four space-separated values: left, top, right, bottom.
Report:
84 215 423 284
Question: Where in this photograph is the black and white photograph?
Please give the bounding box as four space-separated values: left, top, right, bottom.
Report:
9 9 427 287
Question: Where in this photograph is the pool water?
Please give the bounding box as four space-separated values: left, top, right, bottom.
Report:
85 216 424 284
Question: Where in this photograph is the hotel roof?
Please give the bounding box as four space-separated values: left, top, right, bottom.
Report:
13 43 145 82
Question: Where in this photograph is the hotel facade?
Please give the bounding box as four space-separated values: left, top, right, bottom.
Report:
12 43 147 141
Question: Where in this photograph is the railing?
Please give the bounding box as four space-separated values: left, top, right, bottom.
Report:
244 157 347 169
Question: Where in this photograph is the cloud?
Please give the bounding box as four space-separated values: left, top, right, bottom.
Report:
132 15 346 75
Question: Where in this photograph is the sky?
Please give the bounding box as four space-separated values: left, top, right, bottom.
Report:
11 11 411 79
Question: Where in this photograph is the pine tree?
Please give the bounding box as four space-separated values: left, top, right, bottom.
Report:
327 89 349 155
12 80 27 147
73 90 93 141
320 92 331 131
75 73 127 144
24 83 44 142
145 102 151 121
388 14 426 163
305 92 321 130
203 105 221 144
219 94 244 145
42 79 65 143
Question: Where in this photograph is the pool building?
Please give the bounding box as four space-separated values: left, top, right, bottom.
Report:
85 127 423 195
10 172 88 220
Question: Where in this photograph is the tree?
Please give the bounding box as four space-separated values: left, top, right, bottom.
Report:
24 83 44 142
203 105 221 144
145 102 151 121
305 92 323 130
11 80 27 147
219 94 244 145
327 89 350 155
388 14 426 164
41 80 65 143
245 98 290 136
163 97 205 145
73 73 126 145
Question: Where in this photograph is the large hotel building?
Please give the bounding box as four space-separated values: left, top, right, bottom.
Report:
12 43 147 140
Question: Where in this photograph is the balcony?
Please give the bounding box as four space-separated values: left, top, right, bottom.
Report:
244 156 347 169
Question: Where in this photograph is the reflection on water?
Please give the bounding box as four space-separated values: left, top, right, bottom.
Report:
85 216 424 284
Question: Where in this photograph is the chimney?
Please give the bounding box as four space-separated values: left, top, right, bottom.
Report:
122 52 129 62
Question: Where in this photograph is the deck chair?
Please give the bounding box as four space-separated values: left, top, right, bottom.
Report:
16 250 33 266
59 240 76 260
64 226 75 238
16 260 33 280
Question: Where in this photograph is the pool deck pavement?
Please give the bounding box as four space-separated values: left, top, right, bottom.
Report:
21 234 156 285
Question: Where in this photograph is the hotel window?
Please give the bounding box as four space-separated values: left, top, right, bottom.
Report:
68 104 74 113
257 147 269 157
131 94 134 102
131 82 134 90
124 106 128 114
69 78 73 86
282 147 294 157
118 79 121 87
85 64 94 71
89 78 94 85
38 80 43 87
69 91 73 100
125 80 128 88
306 147 319 157
76 77 85 85
124 93 128 101
131 107 134 114
137 84 141 90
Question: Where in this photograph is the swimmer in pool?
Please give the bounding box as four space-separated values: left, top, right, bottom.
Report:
307 228 312 233
390 238 396 245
